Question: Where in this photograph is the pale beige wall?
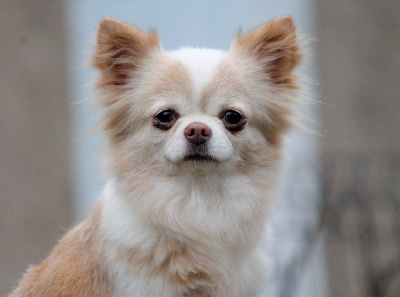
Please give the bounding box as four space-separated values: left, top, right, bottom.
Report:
0 1 71 295
315 0 400 296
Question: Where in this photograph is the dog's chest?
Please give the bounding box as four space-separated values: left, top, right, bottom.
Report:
107 245 217 297
106 241 265 297
100 181 270 297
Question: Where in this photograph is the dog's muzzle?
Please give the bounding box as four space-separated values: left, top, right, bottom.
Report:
184 122 211 145
183 122 215 161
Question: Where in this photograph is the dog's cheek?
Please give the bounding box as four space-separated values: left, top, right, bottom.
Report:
104 140 133 176
207 127 233 161
261 113 291 147
104 126 162 176
164 126 188 163
234 127 280 172
249 98 294 148
134 127 170 159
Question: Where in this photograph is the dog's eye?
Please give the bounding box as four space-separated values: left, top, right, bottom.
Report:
157 110 175 123
221 110 246 132
153 110 178 130
224 111 242 124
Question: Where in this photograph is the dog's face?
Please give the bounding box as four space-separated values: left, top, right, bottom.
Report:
92 17 302 179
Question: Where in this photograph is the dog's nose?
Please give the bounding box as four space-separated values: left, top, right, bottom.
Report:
184 122 211 145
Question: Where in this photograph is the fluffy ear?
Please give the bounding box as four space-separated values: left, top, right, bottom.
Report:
92 18 161 86
232 16 303 87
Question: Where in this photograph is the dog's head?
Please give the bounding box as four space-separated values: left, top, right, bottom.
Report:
92 17 303 179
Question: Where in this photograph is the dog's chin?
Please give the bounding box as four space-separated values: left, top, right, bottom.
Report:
180 155 221 173
166 153 230 172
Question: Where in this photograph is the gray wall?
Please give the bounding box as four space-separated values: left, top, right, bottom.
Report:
0 1 71 295
315 0 400 296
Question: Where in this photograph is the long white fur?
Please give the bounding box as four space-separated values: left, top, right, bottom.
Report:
100 48 278 296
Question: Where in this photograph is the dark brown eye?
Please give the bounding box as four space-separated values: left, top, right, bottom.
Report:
224 110 242 124
221 110 246 132
156 110 175 123
153 110 177 130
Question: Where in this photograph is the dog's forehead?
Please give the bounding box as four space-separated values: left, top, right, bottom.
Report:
168 48 226 109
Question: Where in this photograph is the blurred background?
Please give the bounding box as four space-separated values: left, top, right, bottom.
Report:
0 0 399 296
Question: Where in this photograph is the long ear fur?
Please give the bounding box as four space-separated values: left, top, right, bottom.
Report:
92 18 161 86
232 16 303 88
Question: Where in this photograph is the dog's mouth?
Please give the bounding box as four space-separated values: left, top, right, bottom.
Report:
182 145 217 163
184 154 216 162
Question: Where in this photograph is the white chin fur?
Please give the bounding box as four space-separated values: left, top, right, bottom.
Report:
164 115 233 164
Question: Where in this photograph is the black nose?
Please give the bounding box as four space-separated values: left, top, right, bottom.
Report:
184 122 211 145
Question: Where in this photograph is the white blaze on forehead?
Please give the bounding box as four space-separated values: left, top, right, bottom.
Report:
169 48 226 99
164 49 233 164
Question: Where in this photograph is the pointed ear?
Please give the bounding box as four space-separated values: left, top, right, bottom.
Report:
92 18 161 86
232 16 303 87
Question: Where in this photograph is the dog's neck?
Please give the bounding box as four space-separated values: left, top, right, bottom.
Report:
100 167 276 245
99 178 272 296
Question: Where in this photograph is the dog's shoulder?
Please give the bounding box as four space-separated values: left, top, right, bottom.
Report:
9 201 113 297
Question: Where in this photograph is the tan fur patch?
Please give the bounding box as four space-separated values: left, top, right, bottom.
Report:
98 60 192 149
9 202 112 297
226 17 304 147
92 18 160 86
150 57 193 101
263 100 293 146
95 55 192 146
233 16 303 89
200 62 246 112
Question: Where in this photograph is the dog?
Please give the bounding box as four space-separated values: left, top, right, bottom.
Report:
9 16 303 297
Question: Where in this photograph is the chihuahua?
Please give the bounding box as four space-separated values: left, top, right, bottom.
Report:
10 16 303 297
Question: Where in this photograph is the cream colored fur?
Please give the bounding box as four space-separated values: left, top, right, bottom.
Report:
9 16 303 297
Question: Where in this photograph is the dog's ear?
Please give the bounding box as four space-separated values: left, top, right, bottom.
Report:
92 18 161 86
232 16 303 88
